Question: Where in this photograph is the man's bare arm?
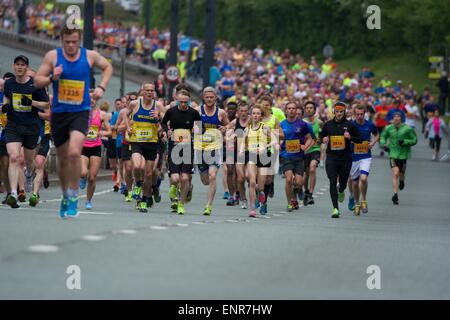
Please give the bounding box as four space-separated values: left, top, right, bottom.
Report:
35 50 57 89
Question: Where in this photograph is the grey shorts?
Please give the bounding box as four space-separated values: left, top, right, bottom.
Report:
281 157 305 176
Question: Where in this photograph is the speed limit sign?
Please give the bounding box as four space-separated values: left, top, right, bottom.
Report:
165 65 180 83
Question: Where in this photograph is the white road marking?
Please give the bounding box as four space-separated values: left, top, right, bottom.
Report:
79 211 113 216
28 245 59 253
315 192 324 195
81 235 106 241
45 189 114 203
320 188 327 192
150 226 169 230
176 223 189 227
192 222 207 225
118 230 137 235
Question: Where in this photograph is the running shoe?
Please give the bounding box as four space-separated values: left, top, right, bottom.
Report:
169 185 178 202
43 170 49 189
132 186 141 200
153 187 162 203
59 197 68 218
292 200 299 210
234 194 240 206
85 201 93 210
307 192 315 205
113 183 120 192
79 177 87 190
7 194 19 209
255 198 260 209
29 193 40 207
392 193 399 205
186 184 193 203
223 191 230 200
354 203 361 216
177 202 185 215
24 169 34 193
338 191 345 203
332 208 341 219
362 201 368 214
287 204 294 213
248 210 257 218
399 180 405 191
203 205 212 216
147 196 154 208
171 201 178 213
260 203 268 215
303 192 310 206
226 197 235 206
241 199 248 210
348 196 355 211
125 192 133 202
139 201 148 213
120 183 127 194
18 190 26 203
67 196 79 218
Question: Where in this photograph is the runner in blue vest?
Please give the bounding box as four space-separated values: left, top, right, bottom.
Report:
35 26 113 218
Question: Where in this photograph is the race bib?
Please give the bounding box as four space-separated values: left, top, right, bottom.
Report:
173 129 191 144
249 143 259 153
12 93 32 112
202 132 215 143
134 123 157 142
286 139 300 153
330 136 345 151
354 141 369 154
44 120 51 135
58 79 85 105
86 125 99 140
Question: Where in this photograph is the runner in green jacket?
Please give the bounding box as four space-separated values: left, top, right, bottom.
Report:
380 112 417 205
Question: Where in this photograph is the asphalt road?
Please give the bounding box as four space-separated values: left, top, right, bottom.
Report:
0 129 449 299
1 44 450 299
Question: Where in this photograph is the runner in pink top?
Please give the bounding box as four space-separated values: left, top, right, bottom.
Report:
80 95 112 209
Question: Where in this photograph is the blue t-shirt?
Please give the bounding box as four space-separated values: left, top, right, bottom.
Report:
351 120 378 161
280 118 310 159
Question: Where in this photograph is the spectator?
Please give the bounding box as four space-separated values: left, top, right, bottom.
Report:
437 72 449 115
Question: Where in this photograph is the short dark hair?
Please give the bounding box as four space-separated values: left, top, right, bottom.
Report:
60 25 82 39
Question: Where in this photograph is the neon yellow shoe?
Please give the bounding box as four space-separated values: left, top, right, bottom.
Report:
332 208 341 219
125 193 133 202
354 204 361 216
169 185 177 201
177 202 185 215
362 201 368 214
203 205 212 216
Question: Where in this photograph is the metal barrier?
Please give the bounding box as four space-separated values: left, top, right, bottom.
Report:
0 28 203 94
0 28 203 173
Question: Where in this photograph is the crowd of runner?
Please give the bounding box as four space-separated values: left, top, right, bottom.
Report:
1 16 449 219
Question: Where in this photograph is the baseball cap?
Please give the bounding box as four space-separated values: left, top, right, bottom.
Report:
14 55 29 65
